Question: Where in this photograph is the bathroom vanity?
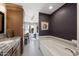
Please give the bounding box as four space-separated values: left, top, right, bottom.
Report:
0 3 24 56
0 37 21 56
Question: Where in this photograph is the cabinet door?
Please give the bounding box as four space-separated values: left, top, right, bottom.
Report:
16 43 21 56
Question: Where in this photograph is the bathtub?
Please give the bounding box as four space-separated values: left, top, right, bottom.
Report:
39 36 77 56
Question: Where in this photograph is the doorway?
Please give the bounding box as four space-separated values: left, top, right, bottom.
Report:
24 22 39 45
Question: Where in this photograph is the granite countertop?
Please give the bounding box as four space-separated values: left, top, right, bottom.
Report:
0 37 21 42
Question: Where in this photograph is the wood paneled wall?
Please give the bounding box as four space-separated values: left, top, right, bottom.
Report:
6 3 23 36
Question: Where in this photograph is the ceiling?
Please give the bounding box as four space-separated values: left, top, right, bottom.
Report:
40 3 65 14
16 3 45 12
16 3 65 15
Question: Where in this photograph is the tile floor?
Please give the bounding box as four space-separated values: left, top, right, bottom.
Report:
22 39 43 56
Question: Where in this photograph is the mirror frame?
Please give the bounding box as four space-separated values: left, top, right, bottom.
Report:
0 11 4 33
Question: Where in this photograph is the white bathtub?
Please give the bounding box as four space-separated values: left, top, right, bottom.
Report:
39 36 77 56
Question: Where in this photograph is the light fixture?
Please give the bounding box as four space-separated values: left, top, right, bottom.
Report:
49 6 53 10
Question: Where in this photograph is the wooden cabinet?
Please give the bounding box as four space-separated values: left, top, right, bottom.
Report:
5 3 24 55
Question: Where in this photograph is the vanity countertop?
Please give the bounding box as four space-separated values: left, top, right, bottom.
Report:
0 37 21 56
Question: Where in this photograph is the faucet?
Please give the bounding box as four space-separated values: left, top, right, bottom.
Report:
65 48 76 56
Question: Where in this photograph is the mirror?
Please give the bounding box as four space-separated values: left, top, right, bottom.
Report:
0 11 4 33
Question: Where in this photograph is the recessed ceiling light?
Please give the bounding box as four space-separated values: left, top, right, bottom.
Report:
49 6 53 10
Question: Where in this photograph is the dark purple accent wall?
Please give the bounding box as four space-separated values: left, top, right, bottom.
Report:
50 3 77 40
39 13 51 36
39 3 77 40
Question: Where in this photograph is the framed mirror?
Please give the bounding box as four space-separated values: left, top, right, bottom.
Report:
0 11 4 33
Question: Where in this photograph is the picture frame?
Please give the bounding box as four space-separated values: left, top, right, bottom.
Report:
41 21 49 30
